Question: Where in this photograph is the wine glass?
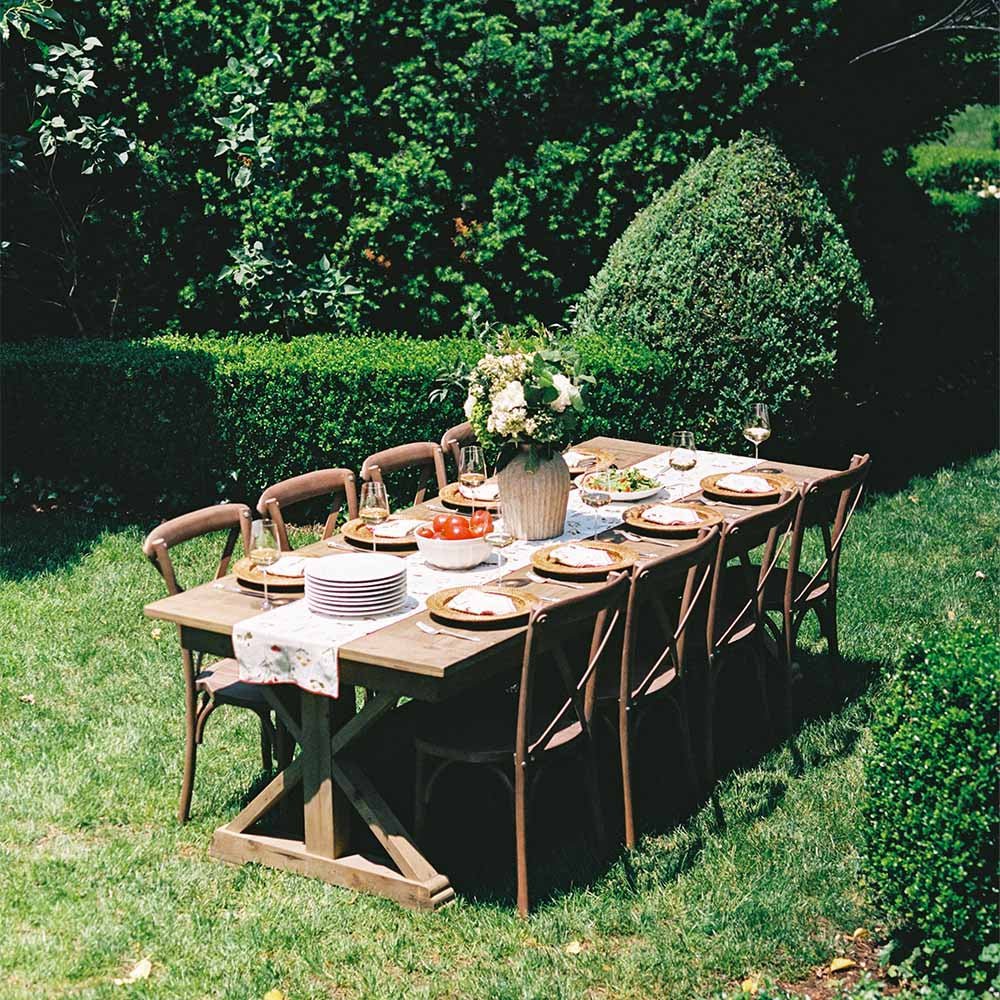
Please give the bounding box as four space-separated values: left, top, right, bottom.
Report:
359 481 390 553
250 518 280 611
484 502 514 570
742 403 771 461
579 486 612 538
669 431 698 471
459 445 487 515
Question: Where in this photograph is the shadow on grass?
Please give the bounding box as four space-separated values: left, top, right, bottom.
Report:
0 510 133 583
222 645 880 913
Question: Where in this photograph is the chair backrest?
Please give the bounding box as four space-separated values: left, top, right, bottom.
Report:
439 421 478 473
360 442 447 507
142 503 254 596
257 468 358 550
515 571 629 767
619 526 721 706
705 490 800 656
784 454 871 610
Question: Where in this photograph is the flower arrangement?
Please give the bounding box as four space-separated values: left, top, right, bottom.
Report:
459 339 593 464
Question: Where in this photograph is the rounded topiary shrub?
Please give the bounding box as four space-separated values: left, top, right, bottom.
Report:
573 133 876 450
863 622 999 992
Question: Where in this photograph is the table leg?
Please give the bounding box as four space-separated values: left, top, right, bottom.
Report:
210 688 453 911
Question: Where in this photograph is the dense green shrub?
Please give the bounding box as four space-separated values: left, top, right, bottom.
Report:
573 134 876 450
907 145 1000 193
0 334 683 512
2 1 994 339
863 623 999 993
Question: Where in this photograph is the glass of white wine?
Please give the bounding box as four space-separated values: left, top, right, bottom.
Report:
359 481 390 553
742 403 771 461
579 486 612 537
484 502 514 570
669 431 698 471
250 518 280 610
459 445 487 516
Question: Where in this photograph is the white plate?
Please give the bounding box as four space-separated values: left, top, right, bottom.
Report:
305 577 406 594
308 600 407 619
574 473 663 503
305 553 406 584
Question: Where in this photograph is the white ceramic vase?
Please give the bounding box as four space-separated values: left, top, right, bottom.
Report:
497 446 570 540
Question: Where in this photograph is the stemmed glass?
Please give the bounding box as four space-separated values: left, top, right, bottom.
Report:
579 486 611 538
459 445 487 516
250 518 280 611
359 481 390 553
484 501 514 570
669 431 698 471
742 403 771 461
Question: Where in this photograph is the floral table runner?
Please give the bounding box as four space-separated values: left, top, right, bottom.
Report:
234 449 756 697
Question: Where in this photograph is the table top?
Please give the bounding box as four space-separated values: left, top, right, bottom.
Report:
144 437 837 700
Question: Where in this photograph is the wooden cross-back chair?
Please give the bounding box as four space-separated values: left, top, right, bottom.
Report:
702 490 800 788
439 421 478 476
142 503 281 822
257 468 359 551
412 571 630 917
360 442 447 507
603 527 721 847
760 453 871 732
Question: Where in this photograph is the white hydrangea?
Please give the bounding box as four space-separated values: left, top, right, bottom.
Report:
549 372 580 413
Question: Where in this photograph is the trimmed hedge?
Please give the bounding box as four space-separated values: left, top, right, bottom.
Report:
863 623 999 992
1 335 682 512
907 144 1000 192
573 134 877 451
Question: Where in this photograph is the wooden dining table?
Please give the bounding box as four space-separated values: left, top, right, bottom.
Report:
144 436 838 911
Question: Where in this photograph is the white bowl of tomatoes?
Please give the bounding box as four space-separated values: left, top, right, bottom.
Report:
415 511 494 569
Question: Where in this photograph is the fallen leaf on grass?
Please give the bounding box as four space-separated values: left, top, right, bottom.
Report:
850 927 870 940
263 990 286 1000
740 975 762 994
829 957 856 973
150 627 162 640
19 694 35 704
564 940 586 956
947 610 956 620
975 570 986 579
907 495 919 504
113 958 152 985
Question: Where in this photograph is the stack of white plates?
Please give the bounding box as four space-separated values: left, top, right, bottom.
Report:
304 553 407 618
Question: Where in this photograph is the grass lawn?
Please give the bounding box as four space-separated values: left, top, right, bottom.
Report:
1 453 997 999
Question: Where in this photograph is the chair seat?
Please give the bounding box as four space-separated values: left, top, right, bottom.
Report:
723 566 830 611
196 658 269 708
412 690 582 764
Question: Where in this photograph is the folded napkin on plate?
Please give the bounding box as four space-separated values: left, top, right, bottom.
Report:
261 555 307 577
550 544 614 568
563 450 596 468
458 481 500 501
642 504 701 526
448 589 517 616
372 518 423 538
715 473 773 494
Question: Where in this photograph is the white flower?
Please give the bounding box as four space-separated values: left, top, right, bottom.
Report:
463 394 475 418
549 372 579 413
492 379 526 414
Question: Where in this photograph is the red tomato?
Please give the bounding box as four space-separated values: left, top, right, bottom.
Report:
416 524 437 539
443 519 475 540
470 510 494 534
432 513 451 533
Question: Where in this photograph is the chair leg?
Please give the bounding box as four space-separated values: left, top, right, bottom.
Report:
515 761 530 918
258 712 275 773
179 706 198 824
583 739 607 855
781 609 796 739
822 599 840 663
752 644 773 741
703 656 718 790
619 705 637 849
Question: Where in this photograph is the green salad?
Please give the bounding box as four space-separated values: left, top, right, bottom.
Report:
584 468 660 492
